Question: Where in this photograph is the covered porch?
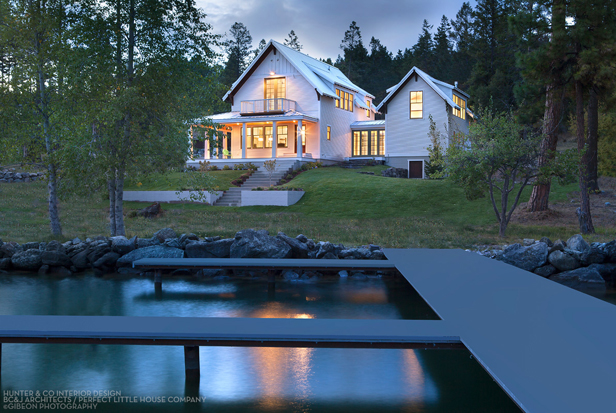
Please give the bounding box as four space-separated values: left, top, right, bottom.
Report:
191 111 319 163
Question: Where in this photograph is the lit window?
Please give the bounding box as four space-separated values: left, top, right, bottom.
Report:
410 91 423 119
361 131 368 156
277 125 288 148
252 127 263 149
453 95 466 120
366 101 371 118
353 132 360 156
265 126 273 148
327 126 331 140
370 131 378 156
335 88 353 112
379 131 385 155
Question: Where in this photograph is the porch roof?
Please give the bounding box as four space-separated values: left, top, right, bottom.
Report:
350 120 386 130
206 111 318 124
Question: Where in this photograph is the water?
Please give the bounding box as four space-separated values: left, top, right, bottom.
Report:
0 273 521 412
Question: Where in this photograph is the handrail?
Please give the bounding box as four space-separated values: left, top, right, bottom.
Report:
240 98 296 115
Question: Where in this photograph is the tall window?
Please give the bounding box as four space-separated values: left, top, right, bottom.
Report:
265 78 286 99
277 125 288 148
366 100 371 118
453 95 466 120
370 131 378 155
265 126 273 148
327 126 331 140
353 132 360 156
352 130 385 157
379 131 385 155
335 88 353 112
410 91 423 119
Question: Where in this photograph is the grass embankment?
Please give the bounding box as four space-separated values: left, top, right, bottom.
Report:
0 166 612 248
124 170 244 192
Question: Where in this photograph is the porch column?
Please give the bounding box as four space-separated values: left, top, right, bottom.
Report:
204 136 210 159
297 119 303 159
217 132 222 159
242 123 247 159
271 121 277 158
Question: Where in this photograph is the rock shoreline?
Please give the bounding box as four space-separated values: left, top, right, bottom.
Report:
474 234 616 290
0 228 386 280
0 168 45 183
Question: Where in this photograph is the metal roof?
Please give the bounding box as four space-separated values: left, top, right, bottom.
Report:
350 120 386 129
204 111 318 124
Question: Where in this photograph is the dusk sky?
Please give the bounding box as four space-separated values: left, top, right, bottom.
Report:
195 0 476 61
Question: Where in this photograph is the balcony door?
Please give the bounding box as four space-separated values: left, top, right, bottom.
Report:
265 77 286 111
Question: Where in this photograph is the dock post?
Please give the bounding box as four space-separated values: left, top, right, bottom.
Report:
184 346 200 380
154 270 162 292
268 269 275 285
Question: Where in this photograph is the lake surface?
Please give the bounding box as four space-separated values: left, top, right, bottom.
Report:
0 273 521 412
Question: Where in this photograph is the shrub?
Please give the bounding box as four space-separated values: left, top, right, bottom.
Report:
255 186 263 191
223 165 231 170
233 163 245 170
198 161 210 172
210 165 218 171
231 179 242 186
240 174 250 181
246 162 258 170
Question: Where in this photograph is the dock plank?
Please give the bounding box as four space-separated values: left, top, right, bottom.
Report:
384 248 616 413
132 258 396 271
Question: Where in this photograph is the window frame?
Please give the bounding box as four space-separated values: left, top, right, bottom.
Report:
327 126 331 140
409 90 424 119
335 88 353 112
453 94 466 120
277 125 288 148
264 77 286 100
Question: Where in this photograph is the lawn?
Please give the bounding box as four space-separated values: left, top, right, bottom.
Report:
124 170 244 191
0 166 612 248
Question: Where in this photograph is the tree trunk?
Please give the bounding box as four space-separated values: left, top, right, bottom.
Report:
586 87 599 192
528 83 564 211
108 177 117 236
47 163 62 236
114 171 125 236
575 78 595 233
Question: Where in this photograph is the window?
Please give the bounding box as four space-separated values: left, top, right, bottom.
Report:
352 130 385 157
410 91 423 119
453 95 466 120
265 126 273 148
265 78 286 99
335 88 353 112
366 101 371 118
277 125 288 148
252 127 264 149
327 126 331 140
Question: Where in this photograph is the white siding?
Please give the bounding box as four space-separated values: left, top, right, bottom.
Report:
319 87 371 160
231 50 319 118
384 76 450 157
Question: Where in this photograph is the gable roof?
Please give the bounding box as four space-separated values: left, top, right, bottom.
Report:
222 40 374 102
376 67 464 112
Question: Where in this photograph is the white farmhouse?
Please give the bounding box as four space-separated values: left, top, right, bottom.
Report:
194 40 471 178
376 67 472 178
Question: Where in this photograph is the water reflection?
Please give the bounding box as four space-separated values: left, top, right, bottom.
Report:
0 273 520 412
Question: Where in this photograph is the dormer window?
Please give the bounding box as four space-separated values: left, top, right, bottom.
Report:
366 101 371 118
453 95 466 120
335 88 353 112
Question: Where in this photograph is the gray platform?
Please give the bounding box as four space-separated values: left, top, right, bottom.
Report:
384 248 616 413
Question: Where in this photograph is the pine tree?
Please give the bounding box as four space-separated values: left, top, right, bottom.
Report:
433 16 453 82
338 21 368 83
284 30 302 51
412 20 434 73
253 39 266 59
222 22 252 87
450 2 475 89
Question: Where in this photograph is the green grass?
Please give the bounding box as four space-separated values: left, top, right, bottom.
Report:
124 170 244 192
0 166 610 248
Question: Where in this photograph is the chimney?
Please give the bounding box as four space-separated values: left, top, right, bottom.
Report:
454 81 458 88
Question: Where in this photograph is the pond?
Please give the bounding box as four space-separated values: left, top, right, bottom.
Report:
0 273 521 412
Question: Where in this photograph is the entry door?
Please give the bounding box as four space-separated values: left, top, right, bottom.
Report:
226 132 231 157
409 161 423 179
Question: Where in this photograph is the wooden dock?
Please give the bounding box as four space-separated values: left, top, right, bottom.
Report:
1 251 615 412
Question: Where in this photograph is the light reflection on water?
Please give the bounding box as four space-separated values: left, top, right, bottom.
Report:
0 273 520 412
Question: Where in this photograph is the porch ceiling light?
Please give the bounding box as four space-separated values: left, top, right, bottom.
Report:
270 71 275 75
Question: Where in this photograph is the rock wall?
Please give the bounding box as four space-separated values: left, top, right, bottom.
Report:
0 168 45 183
477 234 616 290
0 228 386 277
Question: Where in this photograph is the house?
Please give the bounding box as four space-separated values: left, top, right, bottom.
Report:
192 40 377 166
193 41 471 178
375 67 472 178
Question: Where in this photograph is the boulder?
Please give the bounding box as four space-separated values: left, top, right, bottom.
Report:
277 232 310 258
45 240 66 254
549 239 566 254
369 250 386 260
369 244 381 252
306 239 316 250
71 250 90 270
338 270 349 278
185 239 234 258
566 234 590 253
316 241 335 258
548 250 581 272
137 238 159 249
22 242 40 251
579 245 606 266
296 234 308 243
87 242 111 264
381 167 408 178
539 237 553 247
0 258 12 270
137 202 162 218
11 249 43 270
178 233 199 248
522 238 535 246
321 252 338 260
533 264 558 278
93 252 120 268
230 229 292 259
588 263 616 280
549 266 606 290
41 251 72 267
495 242 548 272
603 241 616 263
282 270 300 280
163 238 181 249
0 241 21 258
116 245 184 267
153 228 177 242
111 236 137 255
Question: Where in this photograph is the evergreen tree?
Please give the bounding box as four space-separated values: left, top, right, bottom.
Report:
253 38 266 59
222 22 252 87
433 16 453 83
284 30 302 51
338 21 368 83
366 37 394 104
412 20 434 73
450 2 475 89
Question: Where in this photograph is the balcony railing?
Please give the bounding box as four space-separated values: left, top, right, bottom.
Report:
240 98 296 116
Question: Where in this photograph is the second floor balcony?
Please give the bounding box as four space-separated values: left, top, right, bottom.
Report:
240 98 296 116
